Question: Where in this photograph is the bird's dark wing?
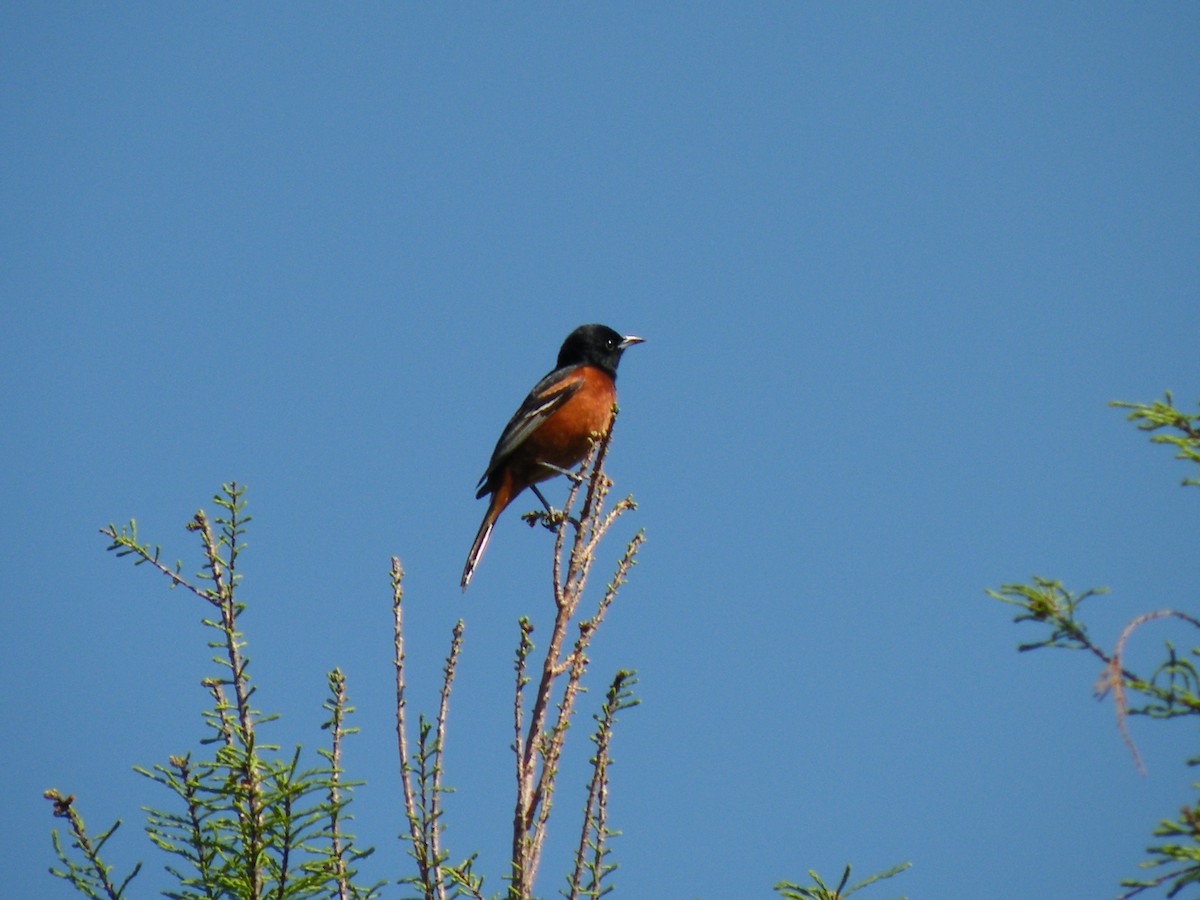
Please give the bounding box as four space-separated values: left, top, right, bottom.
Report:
475 365 584 495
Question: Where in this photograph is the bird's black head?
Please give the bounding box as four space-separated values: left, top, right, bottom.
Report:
556 324 644 378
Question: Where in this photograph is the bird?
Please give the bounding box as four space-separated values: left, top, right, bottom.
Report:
461 323 644 591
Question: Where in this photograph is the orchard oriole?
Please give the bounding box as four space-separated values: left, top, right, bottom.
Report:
461 323 643 591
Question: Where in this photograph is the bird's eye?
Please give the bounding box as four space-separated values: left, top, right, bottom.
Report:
607 339 617 350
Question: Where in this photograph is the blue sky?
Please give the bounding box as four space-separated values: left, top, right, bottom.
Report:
3 4 1199 898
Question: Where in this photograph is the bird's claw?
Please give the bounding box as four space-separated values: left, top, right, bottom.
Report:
521 508 581 531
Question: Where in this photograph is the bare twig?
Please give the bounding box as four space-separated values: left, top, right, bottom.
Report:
569 670 638 900
508 411 642 899
392 558 436 897
511 617 535 874
427 621 465 900
1095 610 1200 775
512 441 604 893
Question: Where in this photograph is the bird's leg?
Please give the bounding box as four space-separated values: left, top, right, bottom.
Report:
527 483 582 531
520 484 560 531
529 484 555 515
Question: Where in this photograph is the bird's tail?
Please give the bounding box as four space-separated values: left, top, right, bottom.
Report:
461 502 500 591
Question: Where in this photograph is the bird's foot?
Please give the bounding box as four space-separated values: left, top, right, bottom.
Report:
521 508 581 531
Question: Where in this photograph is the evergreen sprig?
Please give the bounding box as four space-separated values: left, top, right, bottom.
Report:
774 862 911 900
990 394 1200 898
45 789 141 899
50 483 381 900
1112 393 1200 487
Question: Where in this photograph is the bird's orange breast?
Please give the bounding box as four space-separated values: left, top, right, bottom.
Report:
515 365 616 485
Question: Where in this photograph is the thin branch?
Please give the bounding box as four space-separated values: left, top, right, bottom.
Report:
98 520 206 600
1095 610 1200 775
427 621 465 900
392 557 435 897
44 789 141 900
325 669 351 900
508 410 641 899
513 442 605 890
569 671 638 900
194 488 264 896
511 617 534 878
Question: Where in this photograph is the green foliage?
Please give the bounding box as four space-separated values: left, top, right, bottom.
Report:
1112 393 1200 488
773 862 911 900
48 483 382 900
46 790 141 899
988 577 1111 654
990 394 1200 898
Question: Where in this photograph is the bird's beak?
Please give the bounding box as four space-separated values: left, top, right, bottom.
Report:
619 335 645 349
